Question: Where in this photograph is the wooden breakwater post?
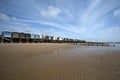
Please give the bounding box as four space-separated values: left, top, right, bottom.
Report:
91 42 109 46
78 42 110 46
0 35 2 43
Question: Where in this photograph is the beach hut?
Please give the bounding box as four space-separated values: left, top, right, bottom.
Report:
63 38 69 43
2 31 12 38
59 37 63 43
53 36 57 40
12 32 19 38
74 39 78 43
56 37 60 43
29 34 35 43
44 36 49 39
39 35 43 39
44 36 49 42
57 37 59 40
19 33 25 39
31 34 36 39
67 38 73 43
19 33 29 43
59 37 63 41
69 39 74 43
72 39 76 43
48 36 54 43
35 35 39 39
12 32 20 43
2 31 12 43
25 33 31 39
25 33 31 43
39 35 44 42
53 36 59 40
34 34 40 43
53 36 58 43
48 36 53 40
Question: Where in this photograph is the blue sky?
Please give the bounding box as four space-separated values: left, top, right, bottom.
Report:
0 0 120 42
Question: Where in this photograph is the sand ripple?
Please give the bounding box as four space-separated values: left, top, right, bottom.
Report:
0 44 120 80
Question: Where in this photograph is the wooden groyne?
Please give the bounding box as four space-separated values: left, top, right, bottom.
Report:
78 42 110 46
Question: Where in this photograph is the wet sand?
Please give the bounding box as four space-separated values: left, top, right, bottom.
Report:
0 43 120 80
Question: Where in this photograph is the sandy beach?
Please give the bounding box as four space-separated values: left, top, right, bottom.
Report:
0 43 120 80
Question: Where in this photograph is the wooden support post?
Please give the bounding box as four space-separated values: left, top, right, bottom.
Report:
11 37 13 43
97 43 98 46
27 38 29 43
2 35 3 43
102 43 103 46
20 38 21 43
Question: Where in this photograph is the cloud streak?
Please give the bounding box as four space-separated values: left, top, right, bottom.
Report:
0 13 18 21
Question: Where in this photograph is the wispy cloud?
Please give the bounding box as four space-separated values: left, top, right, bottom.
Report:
40 6 61 18
114 8 120 16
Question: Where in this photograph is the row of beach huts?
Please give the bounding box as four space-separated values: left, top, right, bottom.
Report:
0 31 110 46
0 31 86 43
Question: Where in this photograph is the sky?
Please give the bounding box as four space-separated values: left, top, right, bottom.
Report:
0 0 120 42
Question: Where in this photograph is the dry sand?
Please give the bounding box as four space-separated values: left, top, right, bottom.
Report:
0 43 120 80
